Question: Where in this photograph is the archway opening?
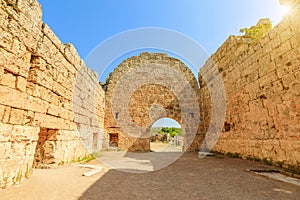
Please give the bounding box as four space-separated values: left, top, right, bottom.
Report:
150 118 183 152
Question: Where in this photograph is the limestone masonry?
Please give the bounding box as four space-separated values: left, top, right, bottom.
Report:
0 0 299 188
104 53 201 152
0 0 104 188
199 0 300 168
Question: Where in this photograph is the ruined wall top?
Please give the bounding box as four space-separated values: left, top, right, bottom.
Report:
105 52 199 92
280 0 300 5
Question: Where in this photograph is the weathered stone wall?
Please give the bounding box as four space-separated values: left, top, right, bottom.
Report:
1 0 299 189
0 0 105 188
104 52 201 151
199 0 300 168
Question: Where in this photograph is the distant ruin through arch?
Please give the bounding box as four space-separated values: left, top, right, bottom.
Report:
150 117 184 152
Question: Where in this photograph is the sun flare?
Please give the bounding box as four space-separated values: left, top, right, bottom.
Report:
280 5 291 16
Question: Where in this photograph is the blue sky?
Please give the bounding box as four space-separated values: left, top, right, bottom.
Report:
152 118 181 128
38 0 287 127
39 0 285 59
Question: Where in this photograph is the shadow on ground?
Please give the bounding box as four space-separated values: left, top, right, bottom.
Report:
80 152 300 200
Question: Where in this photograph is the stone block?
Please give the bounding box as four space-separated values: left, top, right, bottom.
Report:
258 61 276 78
49 91 59 106
276 57 300 78
280 28 293 43
23 110 34 126
34 113 66 130
16 75 27 92
11 125 39 142
64 43 81 67
42 23 64 53
16 0 42 28
0 29 13 51
259 71 279 88
7 16 39 53
24 142 36 156
27 96 48 113
0 72 16 88
0 123 13 142
290 32 300 49
270 40 292 61
0 48 30 77
0 142 11 160
281 73 296 88
52 81 67 97
11 37 27 59
28 68 54 90
2 106 11 123
37 85 51 102
9 108 24 125
46 104 73 120
0 4 9 29
0 104 4 120
0 66 4 80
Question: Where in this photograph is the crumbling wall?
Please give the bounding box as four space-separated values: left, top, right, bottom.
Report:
199 0 300 168
104 52 201 151
0 0 105 188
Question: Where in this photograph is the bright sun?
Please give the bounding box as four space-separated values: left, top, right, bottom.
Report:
280 5 291 16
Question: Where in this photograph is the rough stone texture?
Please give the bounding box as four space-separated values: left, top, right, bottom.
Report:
0 0 105 188
199 0 300 168
0 0 300 189
104 53 201 151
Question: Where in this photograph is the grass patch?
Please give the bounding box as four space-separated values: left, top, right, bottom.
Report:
226 152 241 158
262 158 273 166
211 154 225 159
2 178 8 189
15 170 22 184
71 152 100 164
25 163 33 179
246 156 261 162
285 162 300 176
13 170 22 185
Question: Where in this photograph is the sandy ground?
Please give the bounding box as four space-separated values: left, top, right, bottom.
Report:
150 142 182 152
1 144 300 200
0 159 109 200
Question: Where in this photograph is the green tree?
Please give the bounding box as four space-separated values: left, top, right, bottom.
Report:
240 18 272 42
159 127 182 137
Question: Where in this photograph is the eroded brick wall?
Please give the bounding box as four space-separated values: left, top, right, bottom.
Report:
199 0 300 167
0 0 105 188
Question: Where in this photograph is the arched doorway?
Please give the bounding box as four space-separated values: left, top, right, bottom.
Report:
104 52 201 152
150 118 183 152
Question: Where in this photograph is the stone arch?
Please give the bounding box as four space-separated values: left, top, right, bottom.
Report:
104 52 201 151
128 84 181 126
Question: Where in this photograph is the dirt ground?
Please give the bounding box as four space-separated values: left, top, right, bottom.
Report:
150 142 182 152
1 150 300 200
0 159 109 200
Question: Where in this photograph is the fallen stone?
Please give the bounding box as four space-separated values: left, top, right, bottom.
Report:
78 164 103 177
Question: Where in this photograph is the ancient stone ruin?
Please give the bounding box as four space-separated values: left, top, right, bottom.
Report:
0 0 299 188
103 53 201 152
